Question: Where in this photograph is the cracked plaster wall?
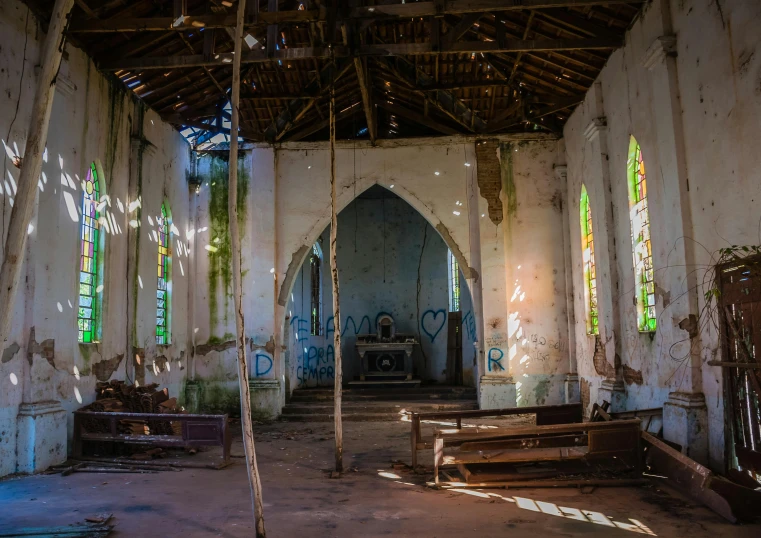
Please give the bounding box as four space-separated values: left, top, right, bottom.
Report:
563 0 761 469
0 0 192 477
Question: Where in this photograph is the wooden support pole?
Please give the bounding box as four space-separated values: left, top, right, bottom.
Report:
228 0 266 536
329 67 344 474
0 0 75 349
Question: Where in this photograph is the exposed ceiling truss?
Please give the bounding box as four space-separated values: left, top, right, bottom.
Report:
24 0 645 145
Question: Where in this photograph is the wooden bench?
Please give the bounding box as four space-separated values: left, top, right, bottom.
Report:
409 403 582 467
73 410 232 467
433 418 643 487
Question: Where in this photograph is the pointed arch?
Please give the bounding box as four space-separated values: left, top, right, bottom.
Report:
627 136 656 332
77 162 101 343
579 184 598 335
157 202 173 345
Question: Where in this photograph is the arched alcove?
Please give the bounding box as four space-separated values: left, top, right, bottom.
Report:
281 184 476 392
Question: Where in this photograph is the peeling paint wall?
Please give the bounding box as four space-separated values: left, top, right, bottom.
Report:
478 139 571 407
563 0 761 470
0 0 192 477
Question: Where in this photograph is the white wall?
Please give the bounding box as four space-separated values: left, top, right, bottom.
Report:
563 0 761 469
0 0 192 476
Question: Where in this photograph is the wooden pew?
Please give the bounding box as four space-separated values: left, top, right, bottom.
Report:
409 403 582 467
433 418 644 487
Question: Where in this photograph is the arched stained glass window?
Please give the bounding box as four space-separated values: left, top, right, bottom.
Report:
156 203 172 345
627 137 656 332
78 163 100 343
580 185 598 335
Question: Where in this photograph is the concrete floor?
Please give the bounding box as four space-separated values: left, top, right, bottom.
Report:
1 418 759 537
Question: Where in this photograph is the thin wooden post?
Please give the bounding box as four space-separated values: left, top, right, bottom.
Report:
0 0 75 349
228 0 266 536
329 69 344 473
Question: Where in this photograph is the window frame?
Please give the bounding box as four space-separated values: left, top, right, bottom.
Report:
310 241 323 336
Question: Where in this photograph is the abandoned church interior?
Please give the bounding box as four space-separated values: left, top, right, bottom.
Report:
1 0 760 536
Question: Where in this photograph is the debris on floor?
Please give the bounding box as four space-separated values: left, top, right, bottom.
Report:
0 513 114 537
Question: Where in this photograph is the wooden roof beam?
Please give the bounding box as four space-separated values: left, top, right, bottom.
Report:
99 38 620 70
68 2 645 32
354 57 376 144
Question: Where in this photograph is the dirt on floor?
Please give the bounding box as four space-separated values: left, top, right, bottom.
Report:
1 417 759 537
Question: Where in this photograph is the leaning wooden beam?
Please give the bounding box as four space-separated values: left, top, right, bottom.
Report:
263 59 352 143
285 101 361 142
68 2 644 32
329 75 344 474
227 0 266 536
161 114 261 141
98 39 621 70
0 0 75 352
376 101 460 135
354 57 376 143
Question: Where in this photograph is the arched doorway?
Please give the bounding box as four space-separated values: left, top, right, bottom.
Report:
280 184 476 393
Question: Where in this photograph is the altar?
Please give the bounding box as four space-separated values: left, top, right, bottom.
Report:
355 315 417 381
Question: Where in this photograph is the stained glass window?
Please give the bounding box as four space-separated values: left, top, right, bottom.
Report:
449 250 461 312
78 162 100 343
310 242 322 336
627 137 656 332
580 185 598 335
156 203 171 345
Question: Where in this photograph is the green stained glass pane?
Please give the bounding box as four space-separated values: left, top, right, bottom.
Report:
78 330 84 341
78 319 84 330
83 331 92 343
80 284 91 296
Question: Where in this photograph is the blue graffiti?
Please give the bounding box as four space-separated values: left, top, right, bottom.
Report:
421 309 447 342
461 311 476 341
326 315 372 337
254 353 273 376
487 348 505 371
295 344 335 387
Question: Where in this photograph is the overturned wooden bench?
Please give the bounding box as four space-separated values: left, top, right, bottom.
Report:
409 403 582 467
433 418 644 487
73 410 232 468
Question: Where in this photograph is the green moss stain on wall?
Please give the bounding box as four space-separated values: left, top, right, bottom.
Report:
207 154 249 333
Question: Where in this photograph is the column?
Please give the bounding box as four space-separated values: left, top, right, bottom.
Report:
583 83 626 412
642 2 706 463
555 164 580 404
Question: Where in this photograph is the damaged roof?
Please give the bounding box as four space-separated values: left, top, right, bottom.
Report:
24 0 644 147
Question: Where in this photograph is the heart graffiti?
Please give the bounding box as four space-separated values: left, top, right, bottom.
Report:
421 309 447 342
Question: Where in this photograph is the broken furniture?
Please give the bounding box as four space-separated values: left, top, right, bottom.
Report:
355 314 417 381
410 403 582 468
594 404 761 523
433 418 644 487
73 410 232 468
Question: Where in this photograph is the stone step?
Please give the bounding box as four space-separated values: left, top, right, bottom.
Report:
281 400 477 415
288 391 476 403
280 413 412 422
